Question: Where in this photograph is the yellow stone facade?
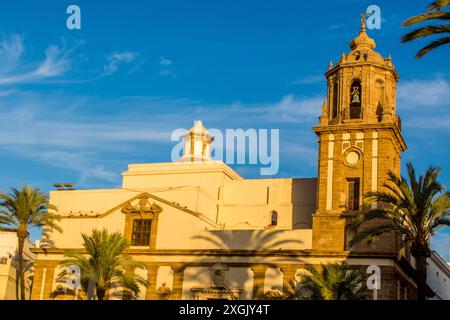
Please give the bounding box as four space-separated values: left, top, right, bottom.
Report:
31 21 419 300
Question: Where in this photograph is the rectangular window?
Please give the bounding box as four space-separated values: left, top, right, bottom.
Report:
347 178 360 210
131 219 152 246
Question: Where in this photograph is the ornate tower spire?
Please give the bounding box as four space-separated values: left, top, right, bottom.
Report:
311 16 406 253
349 13 376 50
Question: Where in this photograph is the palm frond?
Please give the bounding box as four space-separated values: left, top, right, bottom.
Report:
415 36 450 57
402 11 450 26
54 228 148 300
428 0 450 11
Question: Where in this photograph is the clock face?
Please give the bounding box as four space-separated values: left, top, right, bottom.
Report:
346 151 360 165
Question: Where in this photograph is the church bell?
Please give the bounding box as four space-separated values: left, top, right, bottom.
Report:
351 92 360 104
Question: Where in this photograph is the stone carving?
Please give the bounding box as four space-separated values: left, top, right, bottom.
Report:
156 282 172 299
121 195 162 216
263 286 285 300
209 263 229 288
190 263 243 300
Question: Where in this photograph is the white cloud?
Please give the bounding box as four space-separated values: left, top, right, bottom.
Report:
160 69 173 76
33 151 118 184
0 35 79 85
33 44 71 78
159 57 176 77
0 34 24 74
397 78 450 132
160 57 172 66
397 78 450 109
0 89 325 184
264 94 323 123
103 51 139 76
0 34 141 85
291 75 324 85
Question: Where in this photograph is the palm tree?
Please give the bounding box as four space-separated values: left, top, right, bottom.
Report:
295 262 366 300
52 229 148 300
0 186 61 300
401 0 450 58
349 162 450 300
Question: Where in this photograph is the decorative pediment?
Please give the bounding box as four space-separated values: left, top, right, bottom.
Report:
121 195 163 217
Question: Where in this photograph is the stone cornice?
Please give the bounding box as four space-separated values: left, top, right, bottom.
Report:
313 122 407 151
325 61 399 81
31 247 400 259
122 161 243 181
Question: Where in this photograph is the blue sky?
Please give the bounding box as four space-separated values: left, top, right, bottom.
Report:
0 1 448 259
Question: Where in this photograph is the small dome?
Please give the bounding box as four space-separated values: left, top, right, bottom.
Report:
349 17 376 50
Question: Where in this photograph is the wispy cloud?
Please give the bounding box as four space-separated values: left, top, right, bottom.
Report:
0 89 323 184
160 69 174 77
291 75 324 85
159 56 176 77
0 35 79 85
160 56 172 66
265 94 323 122
0 34 142 85
103 51 139 76
398 78 450 132
33 151 118 184
0 34 23 74
398 78 450 109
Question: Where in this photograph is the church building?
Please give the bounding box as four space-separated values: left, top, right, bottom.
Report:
31 19 420 300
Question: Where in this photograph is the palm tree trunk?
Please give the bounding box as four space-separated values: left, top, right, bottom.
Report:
415 255 428 300
17 234 26 300
96 287 106 300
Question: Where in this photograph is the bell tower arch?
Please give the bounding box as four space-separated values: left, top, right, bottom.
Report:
312 16 407 252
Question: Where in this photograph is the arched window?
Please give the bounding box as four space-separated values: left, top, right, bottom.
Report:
332 82 338 119
270 211 278 226
376 102 383 122
350 80 362 119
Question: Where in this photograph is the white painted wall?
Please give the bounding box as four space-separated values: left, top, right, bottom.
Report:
427 252 450 300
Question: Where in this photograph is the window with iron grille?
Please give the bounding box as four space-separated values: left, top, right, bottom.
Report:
131 219 152 246
347 178 360 210
270 211 278 226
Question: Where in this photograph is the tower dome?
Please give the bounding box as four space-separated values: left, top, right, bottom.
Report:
349 15 376 50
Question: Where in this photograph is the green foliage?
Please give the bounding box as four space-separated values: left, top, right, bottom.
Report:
52 228 148 300
0 185 61 233
349 162 450 255
0 185 61 300
294 262 367 300
349 162 450 300
401 1 450 58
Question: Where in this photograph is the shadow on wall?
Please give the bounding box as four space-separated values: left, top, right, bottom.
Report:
192 229 304 251
176 229 306 300
290 178 317 230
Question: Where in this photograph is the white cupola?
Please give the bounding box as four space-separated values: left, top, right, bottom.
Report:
181 120 214 162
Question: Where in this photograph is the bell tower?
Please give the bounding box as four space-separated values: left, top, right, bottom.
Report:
312 17 407 252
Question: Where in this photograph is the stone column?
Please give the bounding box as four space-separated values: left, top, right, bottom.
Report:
170 264 186 300
42 264 56 300
251 265 267 300
280 265 298 297
145 264 159 300
31 265 45 300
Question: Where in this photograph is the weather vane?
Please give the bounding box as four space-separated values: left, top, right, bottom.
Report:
360 12 371 26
